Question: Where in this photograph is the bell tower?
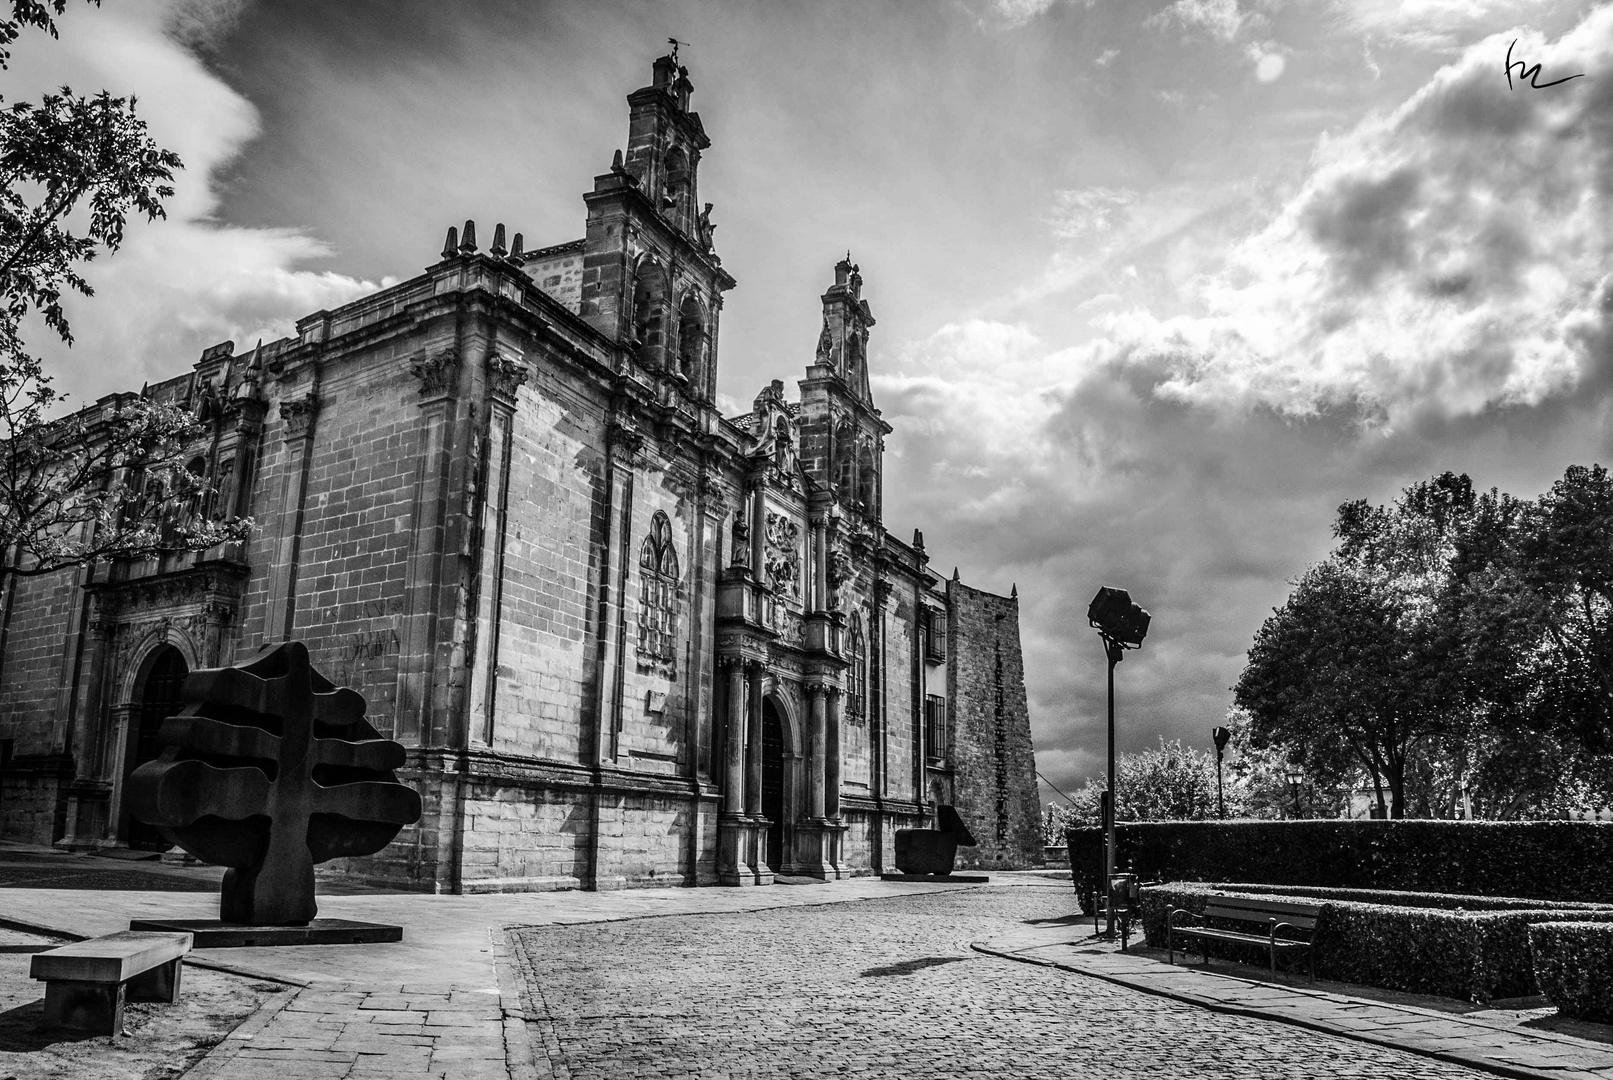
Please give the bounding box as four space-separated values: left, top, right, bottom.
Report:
798 257 890 519
578 53 735 401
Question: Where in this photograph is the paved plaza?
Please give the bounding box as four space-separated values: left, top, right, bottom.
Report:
6 855 1613 1080
507 882 1490 1080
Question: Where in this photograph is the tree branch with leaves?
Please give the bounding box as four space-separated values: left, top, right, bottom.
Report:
0 0 248 579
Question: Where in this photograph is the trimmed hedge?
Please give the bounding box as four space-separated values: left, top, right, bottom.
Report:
1210 883 1613 913
1139 883 1613 1003
1531 922 1613 1022
1071 820 1613 902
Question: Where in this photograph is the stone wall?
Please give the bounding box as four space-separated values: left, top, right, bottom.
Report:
946 580 1041 869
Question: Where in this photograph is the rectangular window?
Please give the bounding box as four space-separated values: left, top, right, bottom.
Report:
924 695 948 764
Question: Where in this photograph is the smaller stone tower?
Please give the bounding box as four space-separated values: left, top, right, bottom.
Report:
797 257 890 520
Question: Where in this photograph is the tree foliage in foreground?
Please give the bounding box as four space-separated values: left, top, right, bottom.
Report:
0 0 247 578
1235 466 1613 820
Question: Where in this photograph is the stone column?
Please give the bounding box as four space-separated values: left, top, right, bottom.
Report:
723 659 746 815
812 521 828 612
467 353 526 746
262 391 318 646
806 684 826 821
745 664 764 819
825 689 842 822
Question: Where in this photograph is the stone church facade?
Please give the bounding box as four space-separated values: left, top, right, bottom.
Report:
0 56 1042 890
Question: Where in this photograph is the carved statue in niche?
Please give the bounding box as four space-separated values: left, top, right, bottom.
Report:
816 319 833 364
826 545 853 610
697 202 716 251
749 379 798 477
763 511 801 599
730 512 750 568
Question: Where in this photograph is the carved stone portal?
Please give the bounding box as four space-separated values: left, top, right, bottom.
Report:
127 641 422 926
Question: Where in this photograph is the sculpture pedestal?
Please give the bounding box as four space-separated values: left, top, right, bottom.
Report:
717 815 773 886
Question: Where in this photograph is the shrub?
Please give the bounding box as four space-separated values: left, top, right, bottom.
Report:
1212 883 1613 913
1071 820 1613 902
1531 923 1613 1022
1139 883 1613 1003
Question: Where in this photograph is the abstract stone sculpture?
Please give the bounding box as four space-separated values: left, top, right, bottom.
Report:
894 804 978 876
128 641 422 926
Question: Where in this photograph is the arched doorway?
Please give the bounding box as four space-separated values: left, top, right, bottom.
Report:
761 698 785 871
123 645 187 850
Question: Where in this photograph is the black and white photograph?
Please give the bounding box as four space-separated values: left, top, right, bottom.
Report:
1 0 1612 1077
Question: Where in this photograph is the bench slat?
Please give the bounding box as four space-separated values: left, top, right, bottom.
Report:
1207 897 1324 917
30 931 192 985
1202 901 1319 931
1175 927 1311 948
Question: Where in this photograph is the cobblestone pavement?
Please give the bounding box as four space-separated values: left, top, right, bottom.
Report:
510 883 1492 1080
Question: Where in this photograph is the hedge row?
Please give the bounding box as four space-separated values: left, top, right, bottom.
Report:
1209 883 1613 913
1531 923 1613 1022
1138 883 1613 1003
1071 820 1613 902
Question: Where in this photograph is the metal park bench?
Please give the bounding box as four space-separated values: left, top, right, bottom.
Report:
30 930 193 1034
1167 895 1322 980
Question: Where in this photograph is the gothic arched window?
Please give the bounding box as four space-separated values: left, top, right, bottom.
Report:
848 613 866 719
638 511 681 663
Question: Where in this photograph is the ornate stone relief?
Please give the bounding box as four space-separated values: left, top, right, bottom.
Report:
486 352 530 402
278 394 318 440
410 348 458 399
763 511 801 600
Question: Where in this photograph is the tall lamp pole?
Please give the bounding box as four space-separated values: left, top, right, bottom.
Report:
1088 586 1150 940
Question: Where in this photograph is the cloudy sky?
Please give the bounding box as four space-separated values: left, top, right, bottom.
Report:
11 0 1613 805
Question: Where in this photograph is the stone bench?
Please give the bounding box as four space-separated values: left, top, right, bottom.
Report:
30 930 193 1034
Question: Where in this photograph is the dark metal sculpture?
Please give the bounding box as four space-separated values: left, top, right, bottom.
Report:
894 804 977 875
128 641 421 926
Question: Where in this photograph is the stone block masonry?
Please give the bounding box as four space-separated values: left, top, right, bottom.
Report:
946 580 1042 869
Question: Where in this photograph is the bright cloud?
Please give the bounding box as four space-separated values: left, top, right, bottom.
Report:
3 0 379 408
1090 10 1613 426
1149 0 1258 42
880 7 1613 794
1331 0 1559 50
1247 40 1287 80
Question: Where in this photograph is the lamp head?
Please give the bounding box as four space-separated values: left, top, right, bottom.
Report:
1088 585 1151 647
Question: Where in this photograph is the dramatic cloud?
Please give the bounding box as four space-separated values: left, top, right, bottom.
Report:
880 7 1613 800
4 0 378 408
1101 12 1613 427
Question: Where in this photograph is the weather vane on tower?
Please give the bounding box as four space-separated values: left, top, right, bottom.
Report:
668 37 689 66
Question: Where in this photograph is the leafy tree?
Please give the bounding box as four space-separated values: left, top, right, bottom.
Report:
1060 738 1232 824
1511 465 1613 754
0 0 246 579
1235 556 1457 818
1221 707 1350 819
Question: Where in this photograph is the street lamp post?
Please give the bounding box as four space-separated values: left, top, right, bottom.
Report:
1088 586 1150 940
1285 768 1304 819
1212 725 1230 819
